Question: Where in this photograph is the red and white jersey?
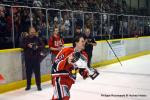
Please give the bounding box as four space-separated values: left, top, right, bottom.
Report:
48 35 64 55
51 47 88 83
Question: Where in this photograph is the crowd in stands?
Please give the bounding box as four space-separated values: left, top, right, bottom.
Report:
0 0 150 49
1 0 127 13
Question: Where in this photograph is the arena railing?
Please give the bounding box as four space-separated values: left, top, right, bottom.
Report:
0 4 150 49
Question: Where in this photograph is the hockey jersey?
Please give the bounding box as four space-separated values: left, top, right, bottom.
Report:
48 35 64 55
51 47 88 85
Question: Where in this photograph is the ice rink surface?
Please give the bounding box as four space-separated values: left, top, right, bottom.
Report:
0 54 150 100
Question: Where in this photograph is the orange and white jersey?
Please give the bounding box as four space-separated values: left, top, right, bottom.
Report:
51 47 89 100
51 47 88 81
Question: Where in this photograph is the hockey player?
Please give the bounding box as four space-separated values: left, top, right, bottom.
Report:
51 34 90 100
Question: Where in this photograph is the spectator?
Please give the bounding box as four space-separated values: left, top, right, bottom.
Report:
19 32 28 46
33 0 42 7
54 16 59 28
21 26 44 91
0 6 7 34
64 18 71 35
48 27 64 65
84 28 97 67
74 26 82 37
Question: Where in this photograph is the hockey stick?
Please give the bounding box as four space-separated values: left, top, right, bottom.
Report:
105 39 122 66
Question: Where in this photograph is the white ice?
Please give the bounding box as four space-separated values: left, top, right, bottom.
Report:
0 54 150 100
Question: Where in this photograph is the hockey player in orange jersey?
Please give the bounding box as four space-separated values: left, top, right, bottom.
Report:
51 34 99 100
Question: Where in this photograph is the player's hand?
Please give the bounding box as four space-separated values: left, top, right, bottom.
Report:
79 68 89 79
